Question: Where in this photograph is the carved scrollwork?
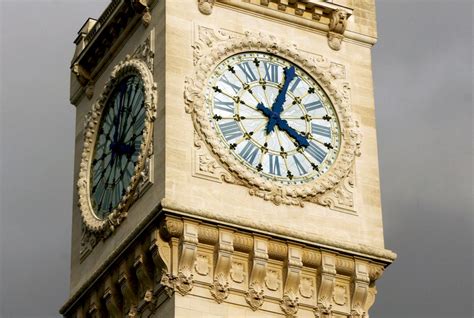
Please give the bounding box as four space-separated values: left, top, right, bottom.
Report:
185 28 361 207
77 57 157 233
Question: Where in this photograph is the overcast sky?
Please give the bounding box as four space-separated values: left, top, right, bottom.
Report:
0 1 472 318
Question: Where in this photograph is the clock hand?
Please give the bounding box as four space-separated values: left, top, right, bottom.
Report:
256 102 272 118
113 82 127 145
266 66 296 133
277 118 309 148
256 102 280 135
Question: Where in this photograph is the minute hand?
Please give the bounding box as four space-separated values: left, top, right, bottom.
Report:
266 66 296 133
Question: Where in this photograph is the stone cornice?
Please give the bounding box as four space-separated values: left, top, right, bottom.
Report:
197 0 376 49
70 0 156 104
60 207 391 317
161 198 397 263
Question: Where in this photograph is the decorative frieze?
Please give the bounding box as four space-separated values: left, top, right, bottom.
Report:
63 215 392 318
195 0 353 50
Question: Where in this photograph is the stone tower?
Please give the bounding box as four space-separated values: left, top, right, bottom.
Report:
60 1 395 317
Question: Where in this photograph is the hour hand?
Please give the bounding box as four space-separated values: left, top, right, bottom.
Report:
257 102 279 135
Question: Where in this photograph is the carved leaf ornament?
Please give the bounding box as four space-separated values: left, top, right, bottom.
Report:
78 58 157 232
185 30 360 206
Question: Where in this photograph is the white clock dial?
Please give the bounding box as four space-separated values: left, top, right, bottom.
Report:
205 52 341 184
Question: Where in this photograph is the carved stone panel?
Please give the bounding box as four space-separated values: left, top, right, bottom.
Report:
186 25 361 208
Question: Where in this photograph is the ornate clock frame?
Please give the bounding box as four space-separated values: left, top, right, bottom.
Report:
185 28 361 206
77 57 157 233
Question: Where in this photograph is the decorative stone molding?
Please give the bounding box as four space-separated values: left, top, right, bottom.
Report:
299 276 315 299
350 261 370 318
131 0 151 27
281 246 303 317
175 222 199 295
103 275 121 317
62 215 393 318
131 28 155 73
246 237 268 310
161 198 397 262
118 259 139 316
71 0 148 104
193 133 236 184
195 1 353 51
328 9 349 51
134 244 155 302
197 0 215 15
210 229 234 303
315 253 336 317
185 27 361 207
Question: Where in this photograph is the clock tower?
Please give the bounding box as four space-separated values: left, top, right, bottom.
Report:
61 1 395 317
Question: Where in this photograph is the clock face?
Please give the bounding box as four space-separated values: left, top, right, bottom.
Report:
90 75 146 218
206 52 341 184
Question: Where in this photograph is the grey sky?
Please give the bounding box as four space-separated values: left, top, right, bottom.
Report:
0 1 472 318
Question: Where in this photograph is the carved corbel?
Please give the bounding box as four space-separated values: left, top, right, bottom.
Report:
72 63 94 99
210 229 234 303
133 244 154 302
245 237 268 311
103 275 122 317
131 0 151 27
118 260 139 317
315 252 336 318
176 221 198 295
350 260 370 318
327 9 348 51
149 228 173 296
198 0 215 15
280 245 303 317
87 290 105 318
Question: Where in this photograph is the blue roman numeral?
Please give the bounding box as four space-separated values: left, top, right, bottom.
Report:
219 121 242 141
311 123 331 138
214 96 234 113
237 62 258 82
289 77 302 93
305 99 323 111
240 142 260 165
263 62 279 83
292 156 307 175
219 73 241 93
268 154 281 176
306 142 327 163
